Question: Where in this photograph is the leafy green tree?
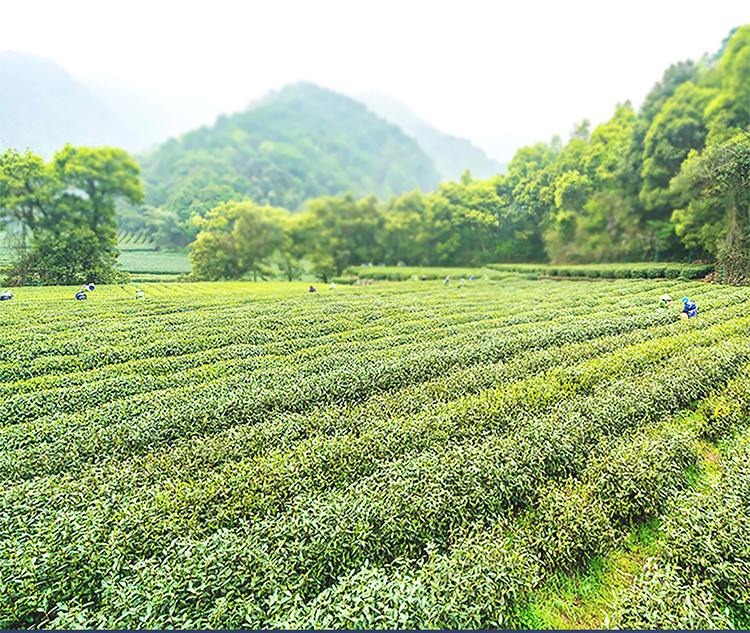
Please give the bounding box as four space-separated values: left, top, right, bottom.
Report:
51 144 144 240
543 170 593 262
3 225 115 286
189 201 287 281
0 148 59 248
704 25 750 144
671 132 750 277
1 145 143 285
619 61 699 200
291 193 385 280
543 105 648 263
233 204 287 281
501 139 561 260
382 191 431 265
419 175 502 265
273 225 305 282
639 82 718 220
189 229 241 281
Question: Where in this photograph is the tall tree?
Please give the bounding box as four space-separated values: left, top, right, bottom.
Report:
51 144 144 242
290 193 385 280
189 201 287 281
0 148 59 248
381 191 430 265
639 82 718 221
704 25 750 144
1 145 143 285
671 132 750 277
619 61 698 200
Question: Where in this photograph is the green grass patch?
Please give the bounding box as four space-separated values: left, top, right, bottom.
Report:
518 521 662 630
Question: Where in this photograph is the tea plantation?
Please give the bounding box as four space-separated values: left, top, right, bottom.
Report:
0 277 748 629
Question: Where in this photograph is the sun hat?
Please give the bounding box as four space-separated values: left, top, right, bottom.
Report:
660 293 671 301
681 297 689 303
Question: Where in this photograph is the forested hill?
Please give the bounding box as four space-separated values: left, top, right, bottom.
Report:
137 83 441 219
357 91 506 181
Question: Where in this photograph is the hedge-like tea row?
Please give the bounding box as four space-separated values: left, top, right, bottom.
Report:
485 261 715 280
0 279 748 629
349 262 715 282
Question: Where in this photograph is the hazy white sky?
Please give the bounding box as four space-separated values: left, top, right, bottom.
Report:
3 0 748 161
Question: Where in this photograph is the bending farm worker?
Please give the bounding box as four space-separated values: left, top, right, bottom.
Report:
660 293 671 308
74 289 87 300
135 288 145 300
308 285 317 293
0 289 13 301
680 296 698 320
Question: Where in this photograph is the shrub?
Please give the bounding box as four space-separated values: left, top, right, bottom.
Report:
586 427 697 524
528 482 616 572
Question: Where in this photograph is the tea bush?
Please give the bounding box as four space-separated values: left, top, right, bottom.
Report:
0 278 748 628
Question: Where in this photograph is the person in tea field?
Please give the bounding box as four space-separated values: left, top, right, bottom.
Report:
309 285 317 293
74 288 87 300
680 296 698 319
0 289 13 301
659 293 672 308
328 282 337 290
135 288 145 300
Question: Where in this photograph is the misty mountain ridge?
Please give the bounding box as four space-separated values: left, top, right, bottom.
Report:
356 91 507 180
1 51 505 185
0 50 136 157
0 50 219 157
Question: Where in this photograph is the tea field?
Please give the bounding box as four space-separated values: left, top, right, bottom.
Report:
0 277 749 629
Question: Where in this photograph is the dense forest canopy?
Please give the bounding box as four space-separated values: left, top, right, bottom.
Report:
122 83 442 248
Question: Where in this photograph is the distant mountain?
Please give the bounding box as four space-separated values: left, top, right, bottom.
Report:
81 77 221 153
0 51 215 157
139 82 442 215
356 91 506 180
0 51 136 157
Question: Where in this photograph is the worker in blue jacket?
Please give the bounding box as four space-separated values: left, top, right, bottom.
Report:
680 296 698 319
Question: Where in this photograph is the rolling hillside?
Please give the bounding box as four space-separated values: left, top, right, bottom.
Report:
138 82 442 216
